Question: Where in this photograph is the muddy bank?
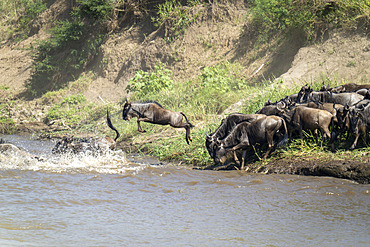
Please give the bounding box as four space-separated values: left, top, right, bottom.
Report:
205 155 370 184
263 158 370 184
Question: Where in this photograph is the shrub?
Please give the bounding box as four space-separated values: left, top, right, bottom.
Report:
27 2 107 95
126 63 174 99
250 0 370 42
76 0 114 21
152 0 201 41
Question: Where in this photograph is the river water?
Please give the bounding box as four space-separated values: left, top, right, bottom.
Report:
0 135 369 246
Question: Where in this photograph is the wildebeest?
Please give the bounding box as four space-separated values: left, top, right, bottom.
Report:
276 105 336 147
307 91 364 106
355 88 370 97
302 101 343 121
213 115 288 170
52 110 120 154
122 100 194 144
205 113 265 158
297 84 313 103
256 101 286 116
348 103 370 150
331 83 370 93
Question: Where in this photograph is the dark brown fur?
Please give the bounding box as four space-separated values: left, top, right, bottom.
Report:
213 115 288 169
331 83 370 93
122 101 194 144
205 113 265 158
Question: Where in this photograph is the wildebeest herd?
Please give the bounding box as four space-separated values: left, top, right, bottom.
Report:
206 82 370 169
51 82 370 171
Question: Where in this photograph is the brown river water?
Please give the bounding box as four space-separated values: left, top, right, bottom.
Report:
0 135 369 246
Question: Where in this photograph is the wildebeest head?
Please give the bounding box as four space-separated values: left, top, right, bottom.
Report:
212 139 229 165
335 104 350 131
349 108 361 134
297 84 312 103
122 101 132 121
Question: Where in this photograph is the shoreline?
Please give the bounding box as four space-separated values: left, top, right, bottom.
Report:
8 119 370 184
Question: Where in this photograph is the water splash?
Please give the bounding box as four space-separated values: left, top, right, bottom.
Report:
0 148 147 175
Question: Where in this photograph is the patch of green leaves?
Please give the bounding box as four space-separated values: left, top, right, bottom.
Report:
75 0 114 21
152 0 202 42
27 0 112 96
127 62 174 99
250 0 370 42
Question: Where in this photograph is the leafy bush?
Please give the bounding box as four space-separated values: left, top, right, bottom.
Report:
192 62 247 114
127 61 249 115
18 0 47 33
0 0 47 41
0 116 15 134
27 1 108 96
76 0 114 21
127 63 174 99
46 94 94 127
152 0 201 41
250 0 370 41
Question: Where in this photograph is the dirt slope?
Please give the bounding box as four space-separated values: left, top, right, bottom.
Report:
0 0 369 103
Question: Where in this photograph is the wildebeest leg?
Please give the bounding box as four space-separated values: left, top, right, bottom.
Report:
137 120 145 132
299 126 304 145
350 133 360 150
172 122 192 144
321 126 331 139
137 117 152 132
231 142 250 167
233 150 240 166
241 150 247 170
185 124 192 144
263 146 272 159
350 126 366 150
263 129 276 159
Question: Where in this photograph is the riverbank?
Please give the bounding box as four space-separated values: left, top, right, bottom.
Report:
8 118 368 184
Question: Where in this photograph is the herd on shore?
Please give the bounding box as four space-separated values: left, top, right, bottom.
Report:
48 82 370 170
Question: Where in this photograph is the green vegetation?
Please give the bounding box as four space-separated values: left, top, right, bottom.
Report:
152 0 202 42
0 0 47 41
250 0 370 42
0 103 16 134
26 0 114 96
127 63 174 99
45 93 110 131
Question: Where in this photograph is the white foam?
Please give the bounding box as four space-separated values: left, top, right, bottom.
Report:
0 149 147 175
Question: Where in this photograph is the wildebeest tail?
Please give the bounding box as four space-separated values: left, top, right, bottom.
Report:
180 112 195 128
277 118 289 148
107 109 120 141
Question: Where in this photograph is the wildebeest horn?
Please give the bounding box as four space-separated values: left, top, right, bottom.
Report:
277 101 286 110
216 138 222 146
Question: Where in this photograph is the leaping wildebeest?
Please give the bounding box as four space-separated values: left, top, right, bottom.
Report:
122 100 194 144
